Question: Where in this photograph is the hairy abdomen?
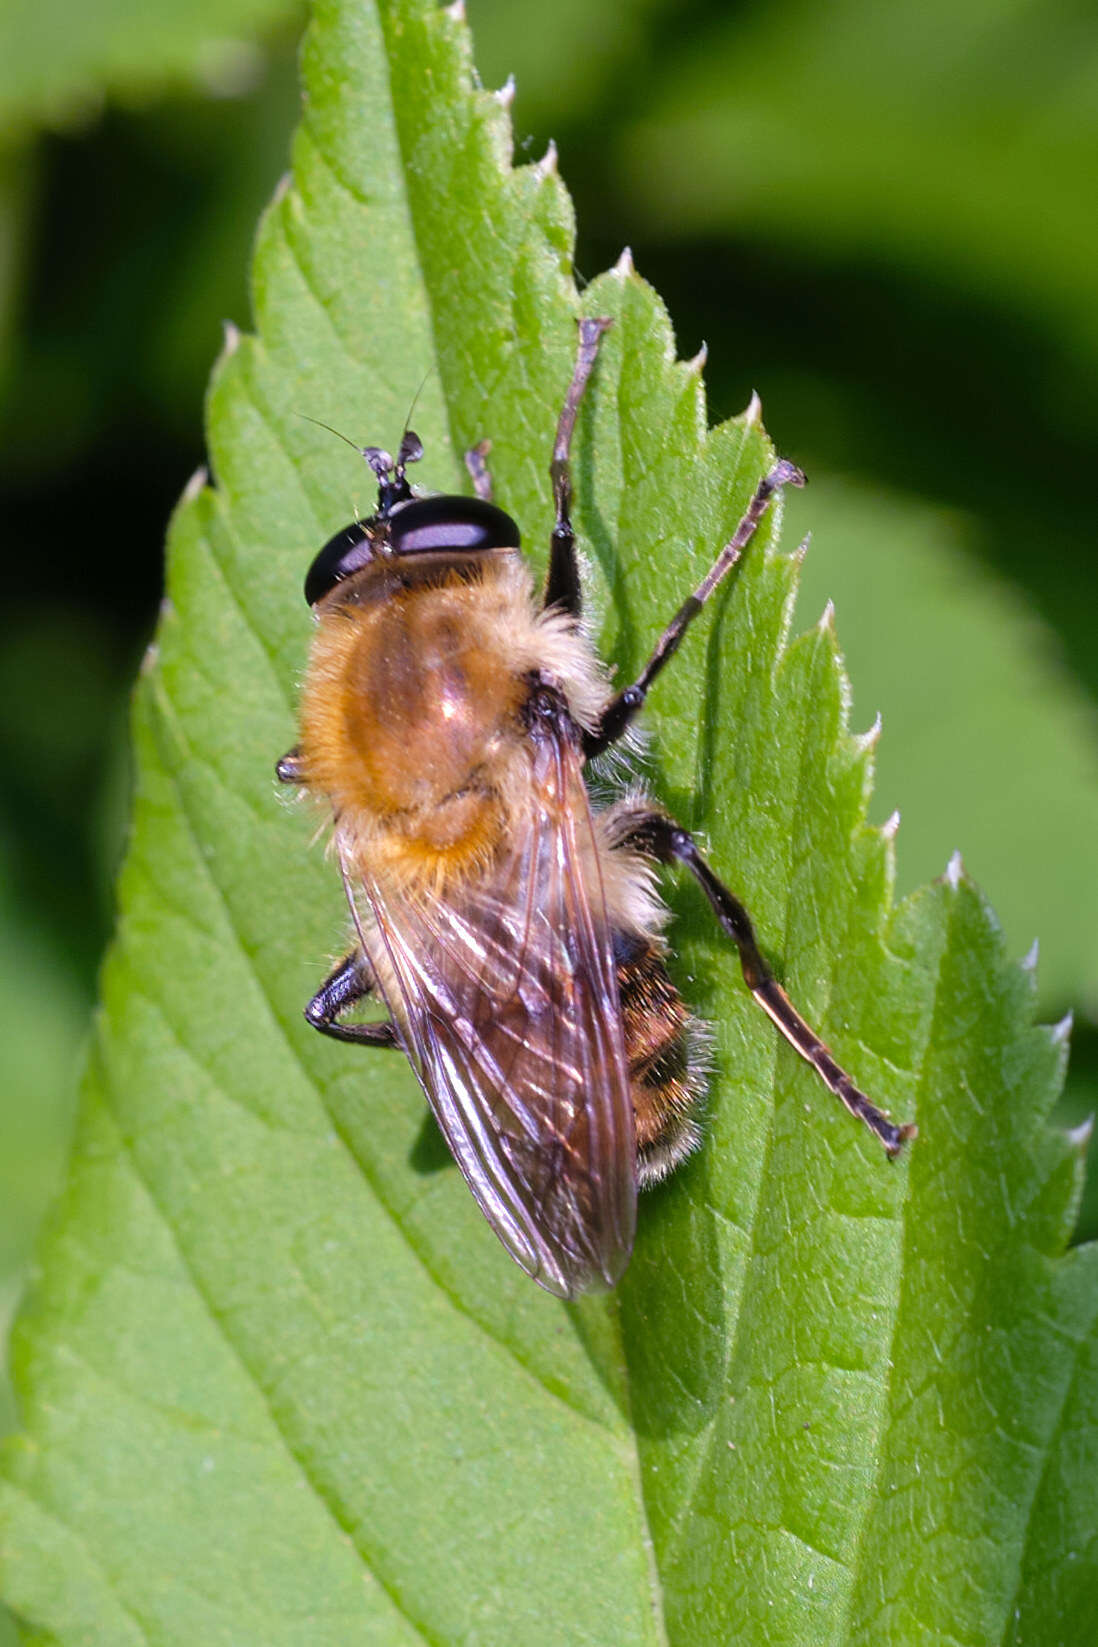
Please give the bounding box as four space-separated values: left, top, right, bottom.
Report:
614 929 707 1186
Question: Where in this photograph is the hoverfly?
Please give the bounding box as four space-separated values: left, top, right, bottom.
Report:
277 318 915 1298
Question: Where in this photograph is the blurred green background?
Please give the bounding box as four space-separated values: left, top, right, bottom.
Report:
2 6 1097 1618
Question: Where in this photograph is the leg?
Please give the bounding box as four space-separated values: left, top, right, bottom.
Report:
544 316 613 618
584 459 805 757
612 807 916 1157
464 439 494 501
276 747 306 784
306 950 399 1048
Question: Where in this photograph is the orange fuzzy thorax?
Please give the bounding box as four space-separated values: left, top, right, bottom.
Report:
299 557 531 890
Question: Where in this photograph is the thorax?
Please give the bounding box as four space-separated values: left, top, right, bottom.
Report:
299 558 532 883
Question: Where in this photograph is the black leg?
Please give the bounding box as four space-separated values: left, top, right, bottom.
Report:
584 459 806 757
544 316 613 618
464 439 494 502
305 950 399 1048
276 747 306 784
610 807 916 1157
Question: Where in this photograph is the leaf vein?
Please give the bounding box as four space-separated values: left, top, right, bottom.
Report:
95 1023 439 1647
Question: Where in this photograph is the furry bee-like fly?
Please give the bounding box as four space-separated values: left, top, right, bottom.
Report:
278 319 915 1298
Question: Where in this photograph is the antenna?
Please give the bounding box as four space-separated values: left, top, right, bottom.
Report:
296 411 367 456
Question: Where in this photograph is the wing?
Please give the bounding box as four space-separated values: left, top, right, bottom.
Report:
341 726 636 1298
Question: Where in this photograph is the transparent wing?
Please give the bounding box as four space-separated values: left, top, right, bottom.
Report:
341 728 636 1298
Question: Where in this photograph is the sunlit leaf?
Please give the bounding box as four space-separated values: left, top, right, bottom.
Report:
1 2 1094 1641
790 477 1098 1015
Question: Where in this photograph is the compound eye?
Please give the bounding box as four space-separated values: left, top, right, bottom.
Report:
388 494 520 556
304 521 376 605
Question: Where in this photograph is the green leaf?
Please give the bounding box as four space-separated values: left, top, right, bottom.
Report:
463 0 663 131
790 477 1098 1014
2 1 1095 1641
617 0 1098 365
0 855 84 1647
0 852 85 1406
0 0 301 135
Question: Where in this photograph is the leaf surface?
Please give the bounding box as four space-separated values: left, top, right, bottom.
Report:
1 2 1095 1642
790 478 1098 1014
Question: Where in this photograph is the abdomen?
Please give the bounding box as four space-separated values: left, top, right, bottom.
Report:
613 929 708 1186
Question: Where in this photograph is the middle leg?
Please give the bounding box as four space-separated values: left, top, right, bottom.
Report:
305 950 399 1048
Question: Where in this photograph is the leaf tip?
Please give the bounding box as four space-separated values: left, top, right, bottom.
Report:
444 0 466 20
534 139 559 178
882 807 901 840
220 319 242 361
613 244 635 277
852 710 882 756
1050 1010 1074 1048
494 74 516 109
743 389 763 428
181 464 208 506
1066 1112 1094 1152
944 849 965 889
686 340 708 374
816 596 836 634
1020 938 1040 974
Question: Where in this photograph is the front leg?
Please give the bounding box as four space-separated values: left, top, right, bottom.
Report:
306 950 399 1048
276 746 306 784
584 459 805 757
464 439 494 502
544 316 613 618
609 806 916 1157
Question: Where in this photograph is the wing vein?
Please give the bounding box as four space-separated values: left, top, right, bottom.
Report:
343 724 636 1296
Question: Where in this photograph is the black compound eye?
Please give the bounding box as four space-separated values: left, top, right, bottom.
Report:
388 494 520 556
304 521 376 605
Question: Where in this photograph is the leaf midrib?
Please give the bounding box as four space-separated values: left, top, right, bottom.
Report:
363 8 671 1640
